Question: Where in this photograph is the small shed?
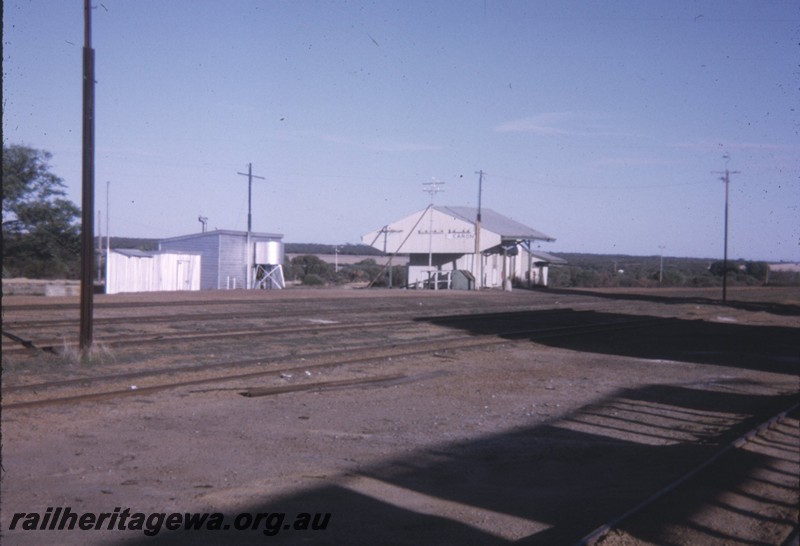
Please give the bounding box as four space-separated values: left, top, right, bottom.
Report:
526 250 568 287
158 229 284 290
106 249 201 294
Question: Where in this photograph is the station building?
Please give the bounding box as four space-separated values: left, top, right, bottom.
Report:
362 205 562 289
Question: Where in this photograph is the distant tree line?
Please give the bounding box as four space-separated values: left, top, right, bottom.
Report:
545 253 797 288
285 243 382 256
284 255 405 287
3 145 796 288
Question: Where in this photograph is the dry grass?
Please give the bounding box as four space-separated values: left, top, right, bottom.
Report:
57 338 116 366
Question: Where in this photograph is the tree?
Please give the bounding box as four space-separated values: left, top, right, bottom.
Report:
2 144 81 278
708 260 739 277
289 255 334 282
745 261 769 282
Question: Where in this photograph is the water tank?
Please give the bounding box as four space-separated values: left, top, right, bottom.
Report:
255 241 283 265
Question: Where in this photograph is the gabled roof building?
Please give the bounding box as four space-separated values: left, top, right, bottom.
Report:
159 229 284 290
106 229 285 294
363 206 561 289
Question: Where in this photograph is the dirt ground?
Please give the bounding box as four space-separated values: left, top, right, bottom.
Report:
1 286 798 545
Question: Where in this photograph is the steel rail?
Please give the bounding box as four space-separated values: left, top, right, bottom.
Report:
1 291 537 313
2 317 668 410
1 318 416 354
4 296 579 328
2 305 604 355
575 403 800 546
1 335 504 410
2 325 456 395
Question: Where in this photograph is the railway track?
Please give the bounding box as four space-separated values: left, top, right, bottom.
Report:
3 288 797 544
2 317 416 354
578 404 800 546
1 301 614 358
2 291 613 356
2 315 668 410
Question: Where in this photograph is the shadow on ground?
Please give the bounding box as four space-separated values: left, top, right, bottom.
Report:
117 388 798 544
606 410 800 545
423 308 799 376
113 305 799 545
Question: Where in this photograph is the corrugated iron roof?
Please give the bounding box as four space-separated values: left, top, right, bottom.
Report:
112 249 157 258
112 249 201 258
159 229 283 243
435 206 555 241
529 250 567 264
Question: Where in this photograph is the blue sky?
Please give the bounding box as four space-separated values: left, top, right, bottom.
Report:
3 1 798 260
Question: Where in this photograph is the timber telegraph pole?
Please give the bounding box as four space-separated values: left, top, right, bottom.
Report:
474 170 485 290
422 178 445 288
79 0 96 351
714 164 740 303
237 163 266 233
237 163 266 289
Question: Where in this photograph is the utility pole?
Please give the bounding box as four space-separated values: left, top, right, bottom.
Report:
714 161 740 303
105 181 110 287
474 170 484 290
79 0 96 351
97 211 103 282
237 163 266 289
379 226 401 288
658 245 666 287
237 163 266 234
422 178 445 289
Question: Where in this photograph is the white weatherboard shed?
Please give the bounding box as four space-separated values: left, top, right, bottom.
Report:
106 249 201 294
363 206 558 289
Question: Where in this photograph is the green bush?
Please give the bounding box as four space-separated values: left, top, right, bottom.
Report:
301 274 325 286
289 255 334 282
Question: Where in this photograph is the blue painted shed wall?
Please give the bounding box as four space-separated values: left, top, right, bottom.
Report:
159 231 283 290
218 233 247 289
159 234 220 289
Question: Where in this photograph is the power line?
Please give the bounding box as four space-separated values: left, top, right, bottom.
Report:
422 177 446 203
491 174 715 190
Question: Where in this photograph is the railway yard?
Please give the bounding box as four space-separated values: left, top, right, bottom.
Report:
1 286 798 545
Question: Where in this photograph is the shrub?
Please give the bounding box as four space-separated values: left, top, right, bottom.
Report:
301 274 325 286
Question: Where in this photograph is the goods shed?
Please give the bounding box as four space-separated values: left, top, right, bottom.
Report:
363 206 558 289
159 229 285 290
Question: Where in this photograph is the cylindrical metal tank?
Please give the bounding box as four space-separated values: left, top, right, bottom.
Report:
254 241 284 265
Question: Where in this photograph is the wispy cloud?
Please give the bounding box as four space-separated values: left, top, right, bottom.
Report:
494 112 578 135
598 156 674 167
278 129 439 153
364 141 441 153
494 112 634 137
674 140 800 153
